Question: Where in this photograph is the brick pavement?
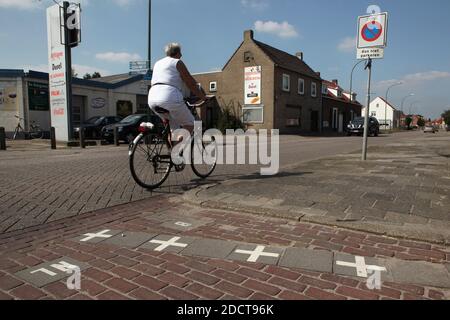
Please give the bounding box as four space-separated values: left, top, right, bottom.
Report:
0 196 448 300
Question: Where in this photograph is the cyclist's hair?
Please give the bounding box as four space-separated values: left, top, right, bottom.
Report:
165 43 181 58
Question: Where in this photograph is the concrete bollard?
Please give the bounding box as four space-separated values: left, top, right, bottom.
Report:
50 127 56 150
0 127 6 151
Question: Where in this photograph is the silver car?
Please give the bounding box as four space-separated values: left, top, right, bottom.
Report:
424 126 436 134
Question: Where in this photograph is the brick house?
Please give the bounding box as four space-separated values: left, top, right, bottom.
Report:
193 30 323 134
322 79 362 134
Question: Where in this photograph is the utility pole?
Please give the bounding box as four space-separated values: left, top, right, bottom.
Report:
362 58 372 161
148 0 152 67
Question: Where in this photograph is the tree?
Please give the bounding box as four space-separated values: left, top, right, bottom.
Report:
417 117 425 128
442 110 450 125
405 117 413 130
83 72 102 80
72 68 78 78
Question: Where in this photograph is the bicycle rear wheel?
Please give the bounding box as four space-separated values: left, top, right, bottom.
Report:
191 135 218 179
129 133 172 189
31 130 44 139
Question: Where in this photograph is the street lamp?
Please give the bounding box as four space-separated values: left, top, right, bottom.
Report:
409 101 420 115
349 60 367 102
385 82 403 130
401 93 415 113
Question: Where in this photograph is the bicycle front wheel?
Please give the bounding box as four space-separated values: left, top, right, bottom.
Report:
191 135 218 179
31 130 44 139
129 133 172 190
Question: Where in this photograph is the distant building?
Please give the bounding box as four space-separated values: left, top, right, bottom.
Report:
0 69 150 134
193 30 323 134
363 97 403 130
322 79 362 133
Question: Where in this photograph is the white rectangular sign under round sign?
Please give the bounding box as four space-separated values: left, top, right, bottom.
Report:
357 12 388 49
357 48 384 60
47 4 70 142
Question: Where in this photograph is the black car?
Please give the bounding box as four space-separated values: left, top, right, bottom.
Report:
74 116 122 139
102 114 163 144
347 117 380 137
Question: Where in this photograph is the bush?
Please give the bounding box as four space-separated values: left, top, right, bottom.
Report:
216 99 246 133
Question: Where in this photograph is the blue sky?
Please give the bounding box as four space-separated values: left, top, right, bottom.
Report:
1 0 449 119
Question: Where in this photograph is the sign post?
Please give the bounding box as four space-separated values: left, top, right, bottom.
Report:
47 1 81 143
357 10 388 161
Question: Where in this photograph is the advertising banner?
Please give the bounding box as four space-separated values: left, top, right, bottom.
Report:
0 82 18 112
245 66 262 105
47 4 69 141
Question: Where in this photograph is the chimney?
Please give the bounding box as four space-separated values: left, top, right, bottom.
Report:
316 72 321 78
244 30 254 41
332 79 338 85
295 52 303 60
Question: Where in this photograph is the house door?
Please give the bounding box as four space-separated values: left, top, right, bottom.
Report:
338 113 344 133
72 95 85 127
311 111 319 132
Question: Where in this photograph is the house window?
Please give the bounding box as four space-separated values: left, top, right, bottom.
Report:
322 84 328 95
298 78 305 95
243 106 264 124
332 108 338 129
350 110 355 121
282 74 290 92
337 90 342 98
209 81 217 92
244 51 253 62
311 82 317 97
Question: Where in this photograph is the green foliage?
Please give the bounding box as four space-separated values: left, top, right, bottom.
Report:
417 117 425 127
405 117 413 129
442 110 450 125
216 98 245 133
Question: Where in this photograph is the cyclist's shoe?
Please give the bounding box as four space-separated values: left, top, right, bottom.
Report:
174 163 186 172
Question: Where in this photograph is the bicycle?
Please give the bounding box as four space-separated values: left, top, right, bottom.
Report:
128 99 218 190
13 116 44 140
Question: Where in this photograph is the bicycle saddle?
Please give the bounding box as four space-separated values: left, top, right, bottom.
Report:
154 106 170 114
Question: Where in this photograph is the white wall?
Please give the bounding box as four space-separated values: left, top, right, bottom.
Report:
364 97 399 129
0 77 24 132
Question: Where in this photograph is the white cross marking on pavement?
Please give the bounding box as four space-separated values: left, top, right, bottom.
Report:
336 256 387 278
150 237 188 252
235 246 280 263
80 230 114 242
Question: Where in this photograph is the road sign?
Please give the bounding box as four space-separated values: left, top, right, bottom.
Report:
357 12 388 49
357 47 384 60
129 61 150 75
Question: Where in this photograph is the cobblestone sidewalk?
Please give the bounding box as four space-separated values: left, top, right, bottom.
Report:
184 135 450 244
0 196 449 300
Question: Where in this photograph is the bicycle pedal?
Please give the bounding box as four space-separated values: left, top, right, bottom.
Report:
174 164 186 172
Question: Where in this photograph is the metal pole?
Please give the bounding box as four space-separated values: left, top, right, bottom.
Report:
114 126 120 146
63 1 74 141
362 58 372 161
349 60 365 102
0 127 6 151
148 0 151 66
50 127 57 150
80 126 85 149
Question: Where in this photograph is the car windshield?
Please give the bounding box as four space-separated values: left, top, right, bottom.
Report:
86 117 102 125
353 117 365 123
120 115 142 124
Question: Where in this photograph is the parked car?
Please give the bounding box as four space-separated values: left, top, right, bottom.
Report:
346 117 380 137
446 125 450 132
74 116 122 139
102 114 163 144
424 125 436 134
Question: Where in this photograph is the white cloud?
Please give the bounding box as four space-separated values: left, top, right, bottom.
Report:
241 0 269 10
0 0 39 10
95 52 142 63
338 37 356 53
376 71 450 88
254 20 298 39
0 0 135 10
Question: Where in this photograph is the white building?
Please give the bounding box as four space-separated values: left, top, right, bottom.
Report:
0 69 151 135
362 97 403 130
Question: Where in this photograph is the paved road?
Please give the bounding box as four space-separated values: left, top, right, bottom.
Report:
0 131 423 233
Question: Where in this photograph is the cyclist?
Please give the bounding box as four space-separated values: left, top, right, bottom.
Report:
148 43 207 135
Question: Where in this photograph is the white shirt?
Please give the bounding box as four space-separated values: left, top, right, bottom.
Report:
149 56 185 103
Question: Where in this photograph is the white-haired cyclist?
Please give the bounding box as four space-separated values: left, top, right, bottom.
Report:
148 43 207 135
